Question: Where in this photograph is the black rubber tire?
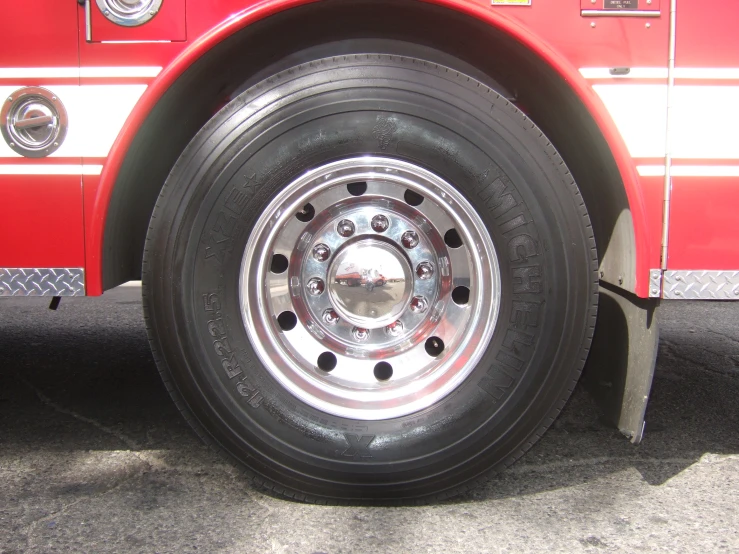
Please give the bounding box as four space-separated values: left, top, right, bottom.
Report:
143 53 598 504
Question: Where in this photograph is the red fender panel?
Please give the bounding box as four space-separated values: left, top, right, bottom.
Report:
86 0 652 297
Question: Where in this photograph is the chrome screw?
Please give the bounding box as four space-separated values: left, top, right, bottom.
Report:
322 309 340 325
401 230 419 249
337 219 355 238
386 321 404 337
306 278 325 296
371 214 390 233
416 262 434 280
410 296 428 313
312 243 331 262
352 327 370 342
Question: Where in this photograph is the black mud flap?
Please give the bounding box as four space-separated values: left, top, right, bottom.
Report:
583 283 660 443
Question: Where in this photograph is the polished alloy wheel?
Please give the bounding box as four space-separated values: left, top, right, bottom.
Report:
240 157 501 419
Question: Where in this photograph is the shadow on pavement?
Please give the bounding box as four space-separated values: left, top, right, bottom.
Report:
1 289 738 508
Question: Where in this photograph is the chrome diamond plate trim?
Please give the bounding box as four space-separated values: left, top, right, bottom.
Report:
663 270 739 300
649 269 662 298
0 268 85 296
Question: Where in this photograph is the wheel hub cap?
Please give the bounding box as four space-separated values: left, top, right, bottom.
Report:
240 157 501 420
327 239 412 329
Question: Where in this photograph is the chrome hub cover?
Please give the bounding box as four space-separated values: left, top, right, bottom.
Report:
240 157 501 420
326 239 412 329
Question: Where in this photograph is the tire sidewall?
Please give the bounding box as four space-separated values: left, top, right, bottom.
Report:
147 56 595 498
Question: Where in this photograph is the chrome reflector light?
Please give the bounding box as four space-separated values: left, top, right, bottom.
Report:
1 87 68 158
96 0 163 26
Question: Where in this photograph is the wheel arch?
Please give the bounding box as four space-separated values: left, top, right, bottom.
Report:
88 0 651 297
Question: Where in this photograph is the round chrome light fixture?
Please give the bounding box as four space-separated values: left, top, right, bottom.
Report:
96 0 163 26
1 87 68 158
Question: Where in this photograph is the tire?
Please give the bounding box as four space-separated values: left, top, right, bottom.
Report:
143 53 598 503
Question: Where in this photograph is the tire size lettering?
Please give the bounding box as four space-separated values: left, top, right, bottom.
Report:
203 292 263 409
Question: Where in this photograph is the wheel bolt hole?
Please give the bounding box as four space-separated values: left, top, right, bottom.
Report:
352 327 370 342
347 181 368 196
270 254 288 274
444 228 463 249
452 286 470 306
277 311 297 331
295 203 315 222
371 214 389 233
401 230 419 249
317 352 337 372
416 261 434 280
337 219 355 238
306 277 325 296
410 295 428 313
312 243 331 262
404 189 424 206
374 361 393 381
425 336 445 357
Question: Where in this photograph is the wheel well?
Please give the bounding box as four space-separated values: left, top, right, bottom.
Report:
102 0 632 290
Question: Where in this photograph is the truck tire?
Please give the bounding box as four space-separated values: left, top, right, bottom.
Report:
143 54 598 503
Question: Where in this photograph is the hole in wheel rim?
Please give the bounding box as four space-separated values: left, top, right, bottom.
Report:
374 361 393 381
277 311 297 330
404 189 424 206
452 286 470 306
270 254 288 274
295 203 315 222
347 182 367 196
317 352 337 372
444 228 463 249
425 337 445 357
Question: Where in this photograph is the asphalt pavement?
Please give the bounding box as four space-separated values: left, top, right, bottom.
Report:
1 284 739 553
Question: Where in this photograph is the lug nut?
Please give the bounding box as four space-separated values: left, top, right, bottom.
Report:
416 262 434 280
322 309 340 325
401 230 419 249
337 219 355 238
410 296 428 313
352 327 370 342
312 243 331 262
306 278 325 296
386 320 404 337
371 214 389 233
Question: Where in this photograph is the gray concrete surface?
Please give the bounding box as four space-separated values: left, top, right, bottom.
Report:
1 285 739 553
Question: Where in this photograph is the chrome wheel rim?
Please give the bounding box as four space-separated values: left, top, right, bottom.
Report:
240 157 501 420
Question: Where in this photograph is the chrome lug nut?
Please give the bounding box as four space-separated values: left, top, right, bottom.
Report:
401 230 419 249
410 296 428 313
322 309 340 325
337 219 355 238
386 320 404 337
352 327 370 342
312 243 331 262
416 262 434 280
371 214 390 233
306 277 325 296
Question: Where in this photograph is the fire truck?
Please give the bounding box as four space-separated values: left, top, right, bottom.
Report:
1 0 737 503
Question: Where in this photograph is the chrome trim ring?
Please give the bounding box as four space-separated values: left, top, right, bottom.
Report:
96 0 163 27
1 87 67 158
240 157 501 420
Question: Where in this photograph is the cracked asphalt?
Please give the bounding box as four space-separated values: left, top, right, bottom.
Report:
2 284 739 553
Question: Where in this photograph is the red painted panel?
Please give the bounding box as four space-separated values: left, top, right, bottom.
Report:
0 2 78 68
675 1 739 68
668 176 739 270
0 176 85 267
638 173 664 272
667 0 739 271
90 0 187 42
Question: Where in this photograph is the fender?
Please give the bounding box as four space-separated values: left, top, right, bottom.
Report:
86 0 652 297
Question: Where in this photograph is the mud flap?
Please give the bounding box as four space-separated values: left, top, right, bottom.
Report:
583 283 660 444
